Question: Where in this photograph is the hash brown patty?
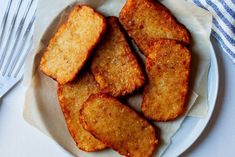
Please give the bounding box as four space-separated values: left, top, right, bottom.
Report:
91 16 145 97
119 0 190 56
142 40 191 121
40 5 107 84
80 93 158 157
57 72 106 151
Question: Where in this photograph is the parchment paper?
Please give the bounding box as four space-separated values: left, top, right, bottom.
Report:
23 0 213 156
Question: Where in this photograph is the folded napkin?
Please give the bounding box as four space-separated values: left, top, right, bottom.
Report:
188 0 235 63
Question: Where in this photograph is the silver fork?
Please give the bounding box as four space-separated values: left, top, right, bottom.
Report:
0 0 35 98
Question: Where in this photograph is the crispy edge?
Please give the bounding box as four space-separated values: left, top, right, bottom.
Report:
40 5 107 84
80 93 158 157
141 40 191 121
57 73 106 152
119 0 191 54
91 16 145 97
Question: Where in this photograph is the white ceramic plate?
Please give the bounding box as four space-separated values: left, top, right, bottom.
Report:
24 0 219 156
163 38 219 157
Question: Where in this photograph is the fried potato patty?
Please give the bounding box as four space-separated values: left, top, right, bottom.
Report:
141 40 191 121
119 0 190 56
57 72 106 151
40 5 107 84
91 17 145 97
80 93 158 157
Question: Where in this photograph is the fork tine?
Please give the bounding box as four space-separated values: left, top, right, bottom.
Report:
0 0 13 48
8 15 35 77
14 36 33 78
2 0 34 76
0 0 23 70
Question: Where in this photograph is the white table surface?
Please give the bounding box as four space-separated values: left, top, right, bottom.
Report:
0 38 235 157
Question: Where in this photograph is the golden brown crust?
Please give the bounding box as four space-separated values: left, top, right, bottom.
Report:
40 5 107 84
141 40 191 121
57 72 106 152
119 0 191 56
80 93 158 157
91 16 145 97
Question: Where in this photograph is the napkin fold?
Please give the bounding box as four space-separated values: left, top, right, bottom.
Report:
188 0 235 63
